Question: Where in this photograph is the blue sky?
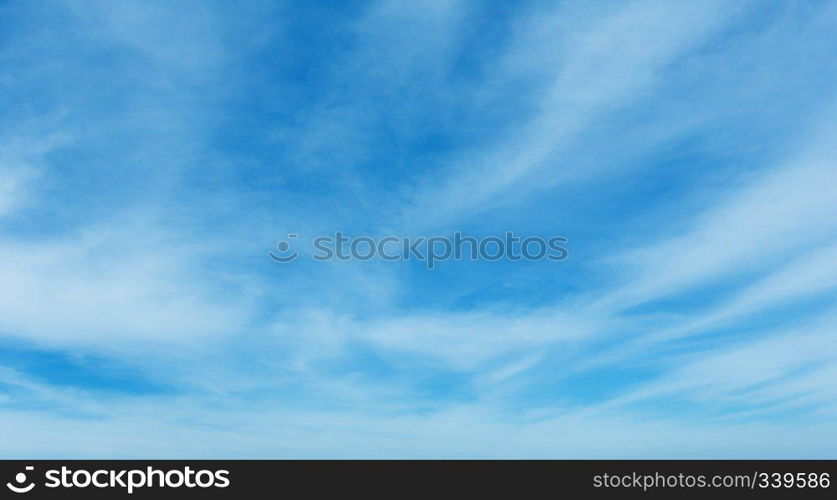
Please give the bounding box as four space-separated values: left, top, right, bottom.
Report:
1 0 836 457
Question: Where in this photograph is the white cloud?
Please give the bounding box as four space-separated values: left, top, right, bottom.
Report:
2 393 836 457
595 111 837 311
400 0 742 228
594 312 837 415
354 308 599 370
0 220 250 348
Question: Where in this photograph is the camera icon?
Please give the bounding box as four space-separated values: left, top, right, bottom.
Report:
7 466 35 494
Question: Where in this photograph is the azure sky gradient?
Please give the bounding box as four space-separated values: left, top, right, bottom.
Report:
1 0 837 457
